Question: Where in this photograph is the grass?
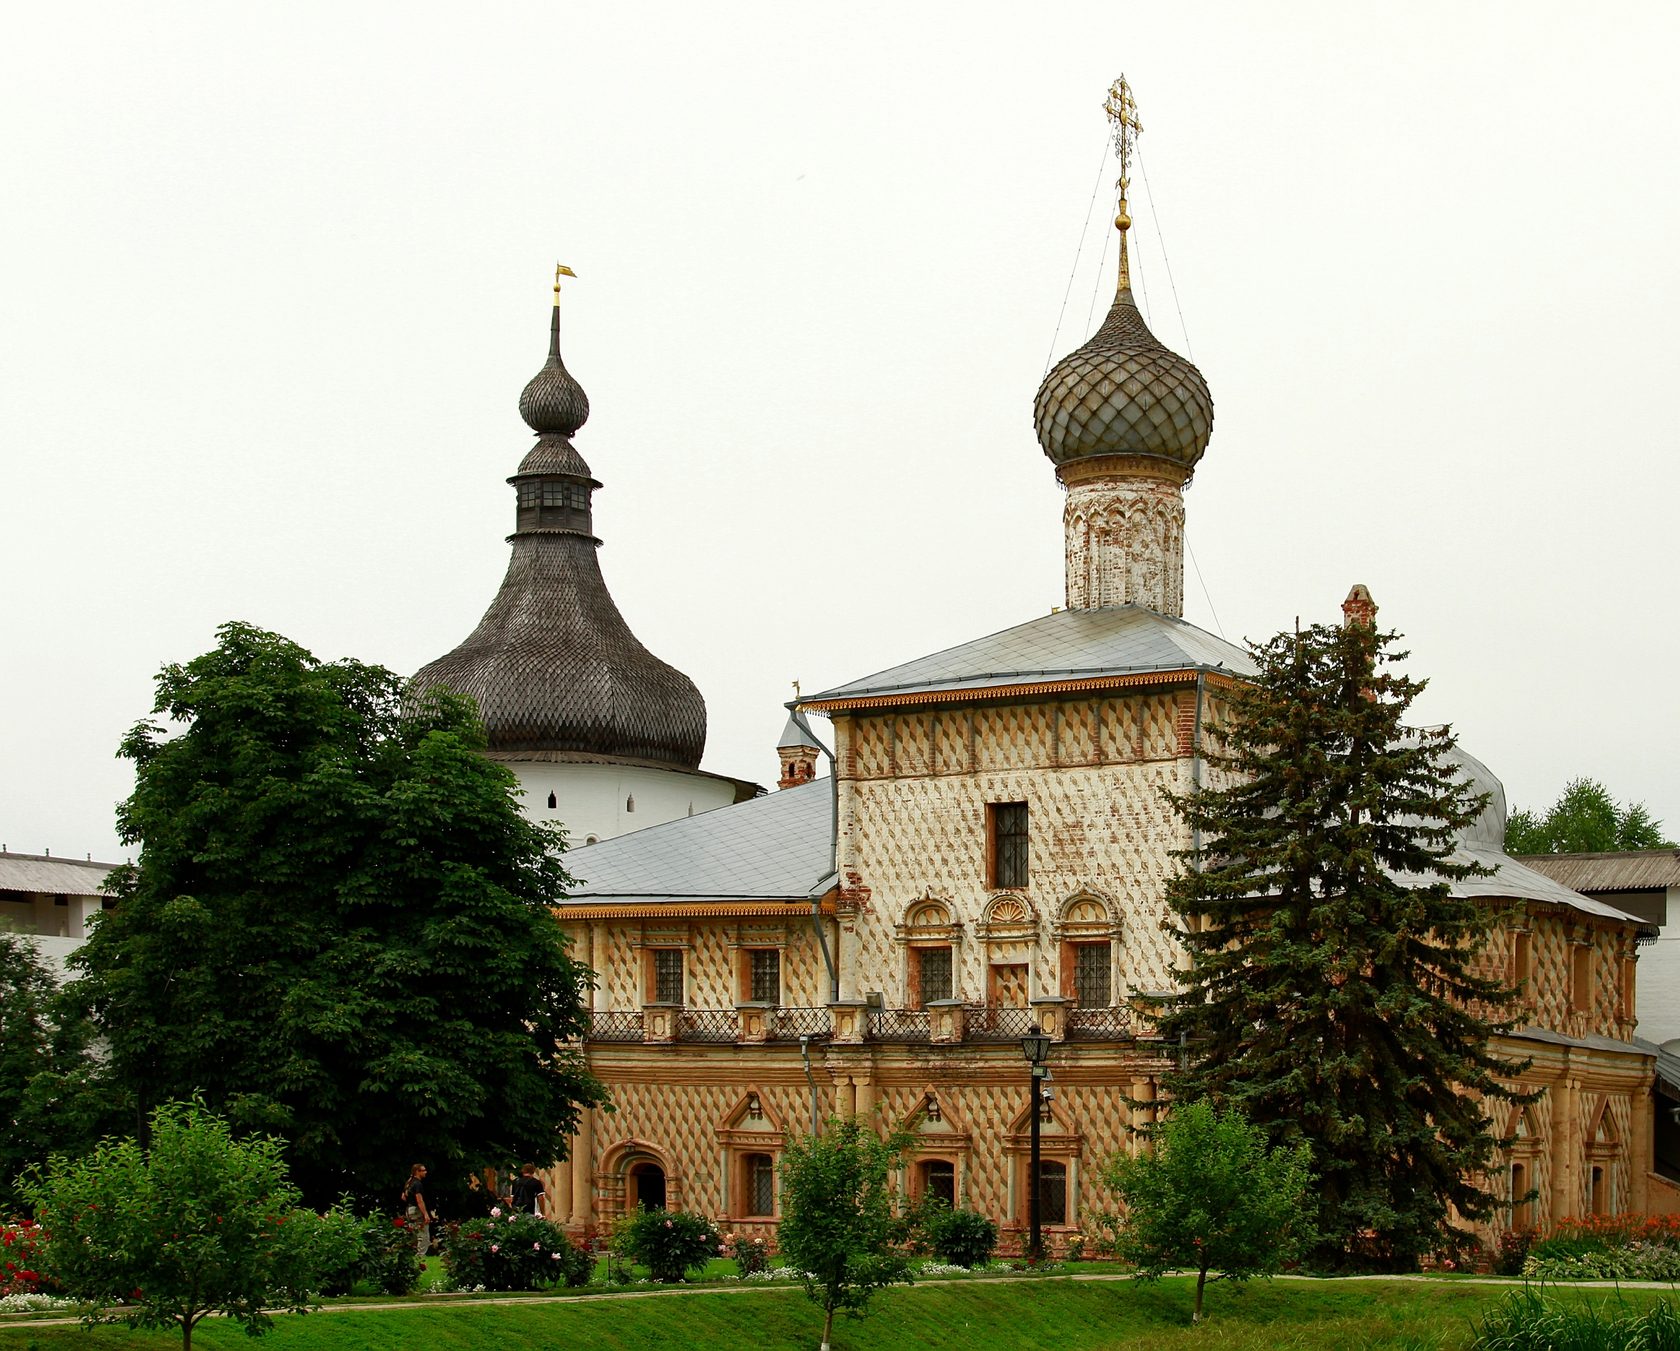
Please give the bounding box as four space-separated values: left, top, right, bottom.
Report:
2 1277 1678 1351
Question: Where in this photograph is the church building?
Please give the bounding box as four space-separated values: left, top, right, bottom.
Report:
421 83 1670 1249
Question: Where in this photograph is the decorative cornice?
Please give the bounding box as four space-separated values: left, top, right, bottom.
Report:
1056 454 1190 489
557 898 838 921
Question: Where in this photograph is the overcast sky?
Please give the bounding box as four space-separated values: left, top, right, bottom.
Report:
4 2 1676 863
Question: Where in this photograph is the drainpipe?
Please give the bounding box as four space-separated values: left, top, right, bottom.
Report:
1190 672 1207 864
800 1035 822 1135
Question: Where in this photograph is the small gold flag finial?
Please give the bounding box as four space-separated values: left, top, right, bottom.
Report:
1102 75 1143 292
553 263 577 301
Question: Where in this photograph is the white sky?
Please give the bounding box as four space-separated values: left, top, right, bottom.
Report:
3 2 1676 863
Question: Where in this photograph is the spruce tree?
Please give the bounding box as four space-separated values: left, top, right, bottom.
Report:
1155 608 1531 1271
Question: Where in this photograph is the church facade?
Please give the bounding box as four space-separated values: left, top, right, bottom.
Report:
429 89 1671 1251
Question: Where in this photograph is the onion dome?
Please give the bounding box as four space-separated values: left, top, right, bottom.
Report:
410 272 707 769
517 271 590 436
1034 75 1213 473
1033 284 1213 471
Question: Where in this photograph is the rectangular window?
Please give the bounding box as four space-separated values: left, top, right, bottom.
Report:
915 946 953 1007
745 1153 775 1217
749 949 781 1004
989 802 1029 889
517 482 540 508
1073 943 1111 1008
566 483 588 509
652 949 684 1005
1571 944 1593 1015
1509 930 1532 995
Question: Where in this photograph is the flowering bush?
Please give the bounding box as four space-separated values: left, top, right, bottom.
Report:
1494 1227 1536 1277
1516 1214 1680 1281
1063 1232 1086 1262
0 1220 50 1297
318 1213 424 1296
725 1232 770 1278
438 1209 591 1292
621 1209 722 1283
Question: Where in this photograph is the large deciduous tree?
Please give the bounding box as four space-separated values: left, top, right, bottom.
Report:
1505 778 1673 854
0 933 124 1212
1153 614 1531 1271
69 622 606 1208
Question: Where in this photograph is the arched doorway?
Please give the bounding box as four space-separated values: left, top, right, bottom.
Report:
627 1160 667 1212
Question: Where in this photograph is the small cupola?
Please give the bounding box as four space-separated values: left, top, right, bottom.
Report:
776 707 826 790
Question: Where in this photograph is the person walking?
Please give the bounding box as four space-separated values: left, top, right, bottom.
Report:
509 1163 547 1217
402 1163 433 1256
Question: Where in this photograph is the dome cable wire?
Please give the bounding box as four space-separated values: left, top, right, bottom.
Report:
1043 135 1113 378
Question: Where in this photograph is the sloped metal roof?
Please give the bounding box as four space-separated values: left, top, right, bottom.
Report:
0 853 116 897
804 606 1255 706
563 778 833 904
1517 851 1680 895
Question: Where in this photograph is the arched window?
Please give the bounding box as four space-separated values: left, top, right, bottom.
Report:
547 790 558 809
1033 1159 1069 1227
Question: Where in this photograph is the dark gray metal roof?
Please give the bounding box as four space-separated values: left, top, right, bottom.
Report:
805 605 1255 705
1517 850 1680 895
564 778 833 903
777 708 828 753
1034 285 1214 470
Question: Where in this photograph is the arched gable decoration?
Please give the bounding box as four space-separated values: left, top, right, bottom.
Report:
978 894 1037 936
1586 1096 1620 1149
598 1137 684 1215
894 895 963 944
1052 890 1121 942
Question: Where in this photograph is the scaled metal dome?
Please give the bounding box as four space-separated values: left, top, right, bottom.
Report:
1033 285 1214 471
411 278 707 769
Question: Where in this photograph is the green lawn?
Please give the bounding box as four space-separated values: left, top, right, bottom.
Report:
1 1276 1675 1351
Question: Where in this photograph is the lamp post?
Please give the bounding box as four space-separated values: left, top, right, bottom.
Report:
1020 1031 1052 1263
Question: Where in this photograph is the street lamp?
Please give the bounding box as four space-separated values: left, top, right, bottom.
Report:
1020 1031 1052 1263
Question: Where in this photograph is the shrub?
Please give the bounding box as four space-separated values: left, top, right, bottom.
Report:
0 1220 50 1297
439 1209 590 1292
726 1233 770 1278
621 1209 722 1283
1494 1228 1535 1277
926 1208 998 1269
1523 1243 1680 1283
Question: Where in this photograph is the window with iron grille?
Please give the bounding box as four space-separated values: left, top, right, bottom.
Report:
1073 943 1110 1008
921 1159 955 1207
749 949 781 1004
916 946 952 1006
745 1152 775 1216
989 802 1029 889
1035 1159 1068 1226
652 949 684 1004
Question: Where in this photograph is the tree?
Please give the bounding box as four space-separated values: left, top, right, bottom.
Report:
68 622 607 1208
777 1118 915 1351
21 1099 362 1351
1154 615 1533 1271
0 933 126 1213
1505 778 1674 854
1104 1100 1314 1323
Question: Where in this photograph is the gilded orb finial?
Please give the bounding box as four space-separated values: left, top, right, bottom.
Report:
1102 76 1143 292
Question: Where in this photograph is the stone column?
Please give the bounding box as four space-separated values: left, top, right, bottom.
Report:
1550 1072 1579 1224
569 1106 595 1231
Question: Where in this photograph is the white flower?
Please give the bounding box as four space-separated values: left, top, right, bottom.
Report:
490 1207 502 1218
